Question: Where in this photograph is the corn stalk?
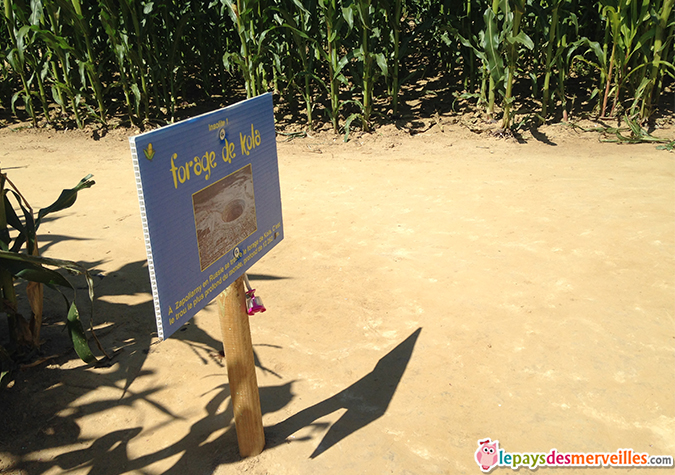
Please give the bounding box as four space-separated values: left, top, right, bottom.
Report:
224 0 273 98
381 0 405 115
351 0 376 131
318 0 352 132
274 0 322 129
539 0 582 123
485 0 503 118
636 0 674 120
67 0 107 124
501 0 532 129
3 0 38 126
39 0 86 128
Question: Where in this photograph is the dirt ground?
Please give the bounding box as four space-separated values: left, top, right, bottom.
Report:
0 118 673 475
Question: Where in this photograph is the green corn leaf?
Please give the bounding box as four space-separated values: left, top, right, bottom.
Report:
0 250 93 287
223 52 242 71
77 60 87 88
581 39 605 68
334 54 351 79
374 52 388 77
0 250 72 287
11 189 34 238
455 32 488 63
291 0 307 12
342 5 354 29
0 195 12 247
5 190 34 253
279 23 312 41
12 262 71 288
334 16 345 34
656 141 675 151
565 39 585 63
440 31 452 47
10 91 23 117
36 174 94 228
3 193 24 233
508 31 534 50
16 25 31 53
34 27 74 52
343 112 361 142
484 7 504 93
29 0 43 26
625 115 643 137
67 302 97 364
295 71 328 90
39 60 49 82
257 28 274 50
130 83 141 110
0 248 99 363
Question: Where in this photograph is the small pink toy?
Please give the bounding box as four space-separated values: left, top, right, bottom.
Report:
244 274 266 315
246 289 266 315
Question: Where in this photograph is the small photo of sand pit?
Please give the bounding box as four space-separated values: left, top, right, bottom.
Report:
193 164 257 271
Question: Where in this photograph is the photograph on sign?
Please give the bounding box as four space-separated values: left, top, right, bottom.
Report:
193 164 257 271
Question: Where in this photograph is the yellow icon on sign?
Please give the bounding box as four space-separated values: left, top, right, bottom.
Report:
144 143 155 161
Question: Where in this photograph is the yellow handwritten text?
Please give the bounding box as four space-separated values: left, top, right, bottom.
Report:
208 119 227 131
170 151 217 189
222 140 236 164
168 123 262 188
240 123 261 156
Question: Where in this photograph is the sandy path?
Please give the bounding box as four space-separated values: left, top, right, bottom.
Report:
0 122 673 475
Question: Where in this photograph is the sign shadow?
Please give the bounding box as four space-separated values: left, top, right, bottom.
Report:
266 327 422 458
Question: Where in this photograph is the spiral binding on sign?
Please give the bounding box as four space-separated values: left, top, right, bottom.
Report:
130 136 165 340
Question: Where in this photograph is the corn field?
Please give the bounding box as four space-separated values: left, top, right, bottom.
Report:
1 0 673 131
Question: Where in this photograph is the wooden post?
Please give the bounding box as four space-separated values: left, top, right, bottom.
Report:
217 275 265 457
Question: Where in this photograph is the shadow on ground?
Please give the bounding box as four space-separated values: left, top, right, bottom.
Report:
266 327 421 459
0 254 421 473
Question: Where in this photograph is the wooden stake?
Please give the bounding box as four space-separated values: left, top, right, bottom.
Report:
217 275 265 457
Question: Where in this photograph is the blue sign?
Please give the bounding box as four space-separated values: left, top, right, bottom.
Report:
129 93 283 339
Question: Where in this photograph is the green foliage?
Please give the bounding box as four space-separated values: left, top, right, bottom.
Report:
536 0 583 123
318 0 354 132
0 171 100 377
0 0 673 131
569 115 674 145
601 114 674 143
271 0 321 129
223 0 277 100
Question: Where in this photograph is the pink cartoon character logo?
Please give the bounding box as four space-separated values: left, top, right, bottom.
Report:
475 438 500 472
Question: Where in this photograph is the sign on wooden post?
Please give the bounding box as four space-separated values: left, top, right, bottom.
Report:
130 93 283 457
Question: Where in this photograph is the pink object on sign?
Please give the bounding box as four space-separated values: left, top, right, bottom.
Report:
245 289 266 315
243 274 266 315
